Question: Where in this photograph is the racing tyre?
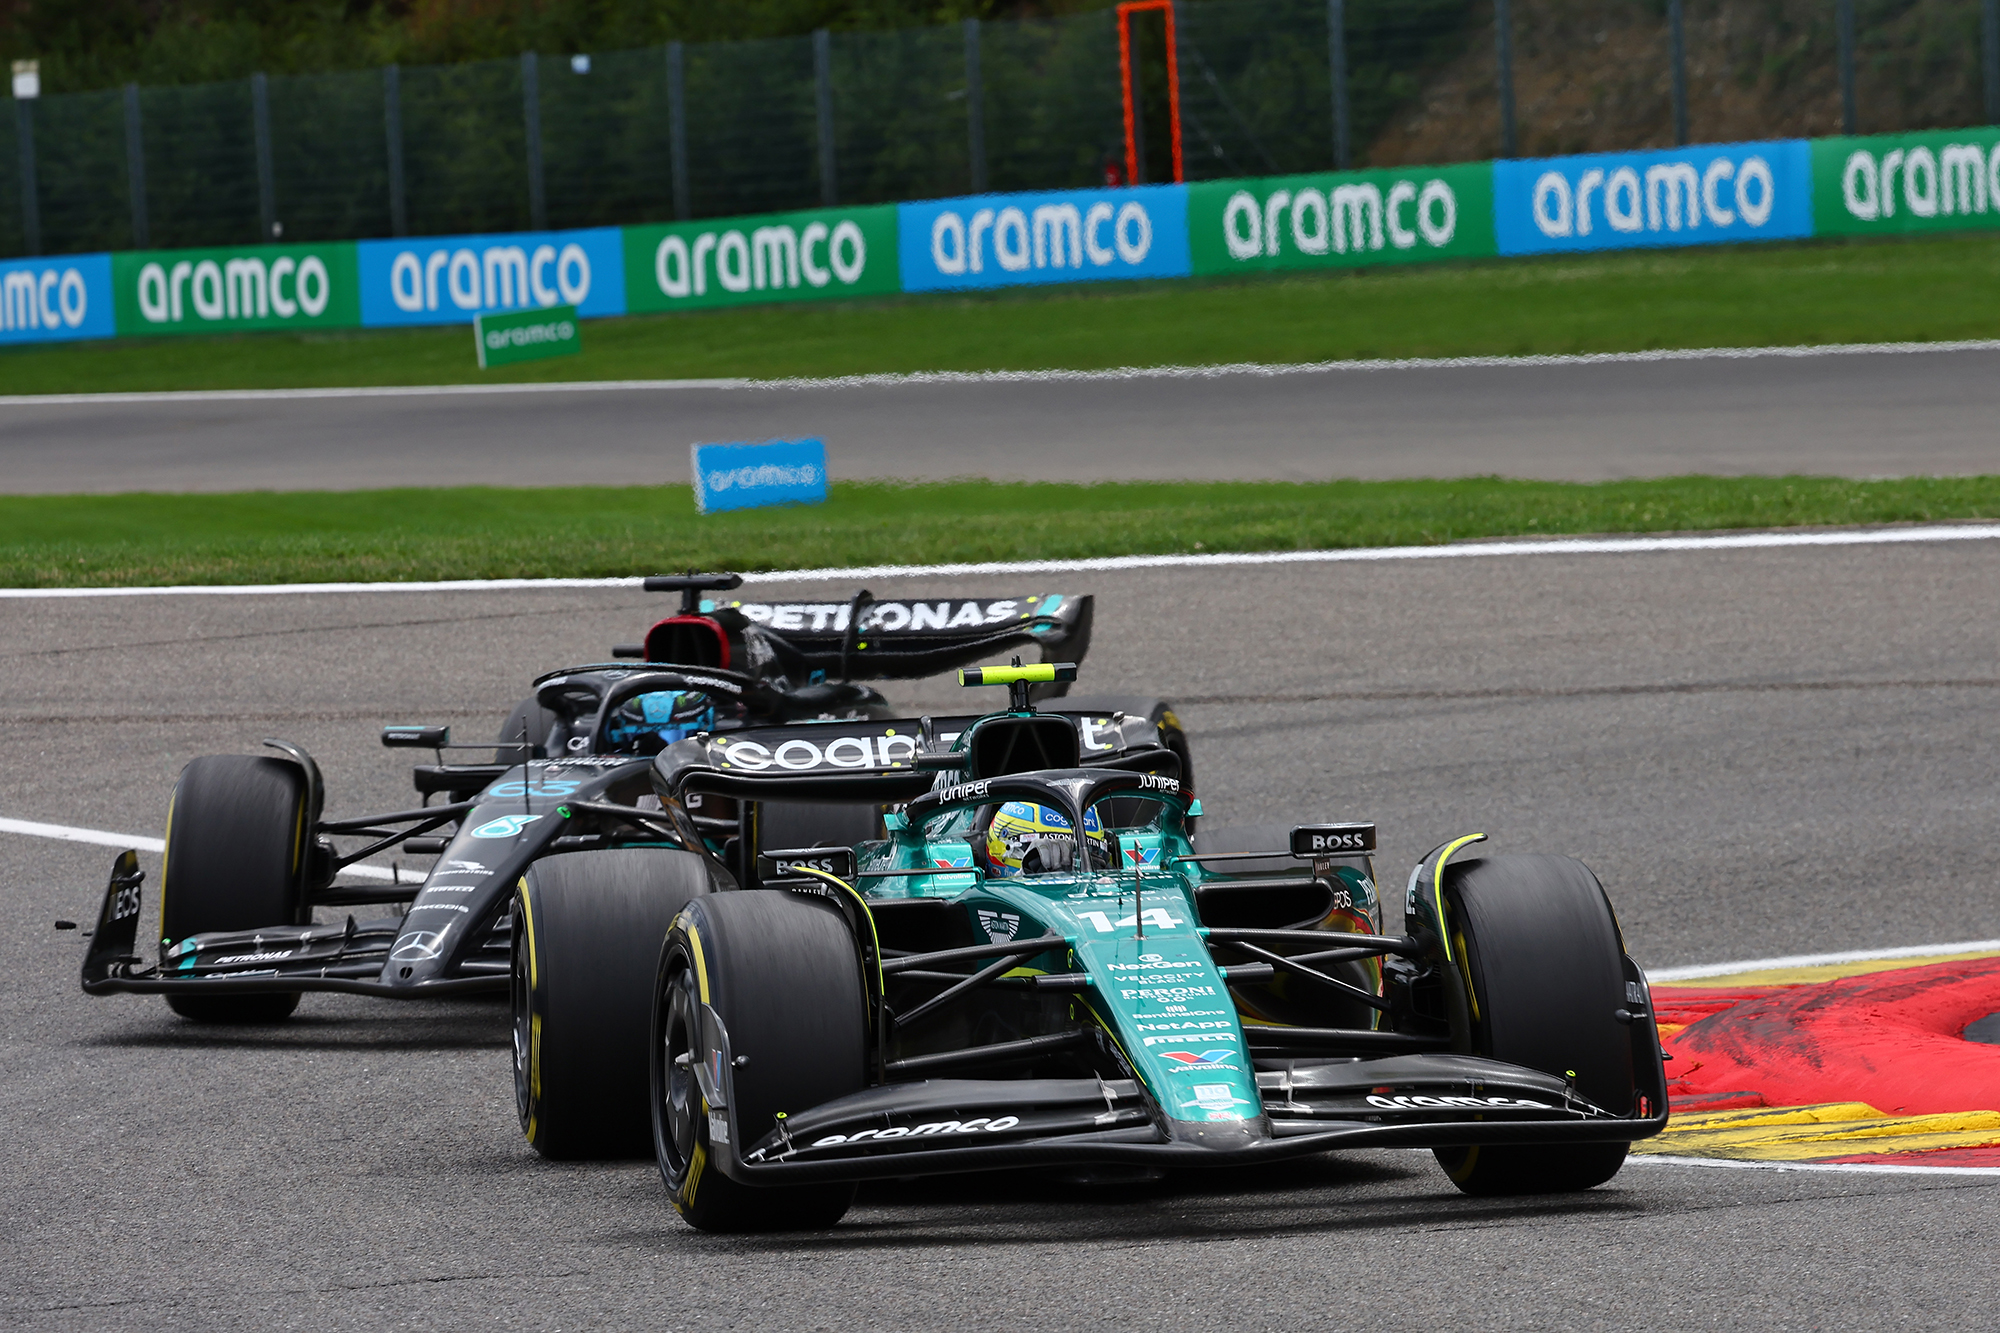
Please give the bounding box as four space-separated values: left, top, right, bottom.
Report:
514 848 716 1160
1056 695 1194 795
653 891 867 1232
1430 854 1634 1195
159 755 312 1023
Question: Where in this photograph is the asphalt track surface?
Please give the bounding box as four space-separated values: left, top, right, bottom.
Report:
7 344 2000 493
6 543 2000 1328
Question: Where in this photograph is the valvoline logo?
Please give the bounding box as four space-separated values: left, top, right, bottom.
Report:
930 845 974 870
1124 845 1162 867
1161 1050 1235 1067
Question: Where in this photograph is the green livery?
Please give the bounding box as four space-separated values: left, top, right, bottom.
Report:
474 303 581 369
112 242 360 336
1187 164 1496 275
1812 130 2000 237
623 204 900 313
624 665 1667 1230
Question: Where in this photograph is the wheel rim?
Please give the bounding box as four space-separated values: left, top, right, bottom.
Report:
658 957 702 1182
510 918 534 1133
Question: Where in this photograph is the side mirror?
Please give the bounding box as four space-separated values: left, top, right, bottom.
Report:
382 725 450 748
611 644 646 659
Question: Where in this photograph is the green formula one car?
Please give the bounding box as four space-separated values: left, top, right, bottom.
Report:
516 663 1669 1231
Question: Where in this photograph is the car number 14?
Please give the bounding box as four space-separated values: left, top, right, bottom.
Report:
1076 908 1183 933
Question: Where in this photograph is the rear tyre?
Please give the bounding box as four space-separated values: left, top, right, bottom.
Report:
514 848 716 1160
653 891 867 1232
159 755 310 1023
1429 853 1634 1195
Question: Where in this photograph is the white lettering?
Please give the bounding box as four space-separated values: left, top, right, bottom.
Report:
138 262 170 323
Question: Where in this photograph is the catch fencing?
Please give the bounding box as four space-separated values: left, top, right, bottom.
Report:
6 0 2000 261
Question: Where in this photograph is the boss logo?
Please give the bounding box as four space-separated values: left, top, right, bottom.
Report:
1290 823 1377 856
756 846 858 883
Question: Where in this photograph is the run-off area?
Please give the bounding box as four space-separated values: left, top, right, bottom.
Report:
3 545 1997 1329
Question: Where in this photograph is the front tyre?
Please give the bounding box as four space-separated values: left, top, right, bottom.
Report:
653 891 867 1232
1430 853 1635 1196
159 755 311 1023
514 848 716 1160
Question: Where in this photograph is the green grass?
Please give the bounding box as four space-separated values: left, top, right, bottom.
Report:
4 234 2000 393
7 476 2000 588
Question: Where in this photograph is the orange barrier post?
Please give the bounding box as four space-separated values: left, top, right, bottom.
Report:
1116 0 1183 186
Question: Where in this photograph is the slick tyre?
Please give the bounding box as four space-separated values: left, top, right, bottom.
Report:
1056 695 1194 795
653 891 867 1232
1430 854 1635 1196
159 755 311 1023
514 848 715 1160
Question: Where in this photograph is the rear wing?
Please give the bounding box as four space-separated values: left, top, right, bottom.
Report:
710 592 1092 685
654 704 1161 805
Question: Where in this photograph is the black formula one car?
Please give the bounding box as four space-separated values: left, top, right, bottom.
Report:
507 663 1668 1231
76 580 1185 1041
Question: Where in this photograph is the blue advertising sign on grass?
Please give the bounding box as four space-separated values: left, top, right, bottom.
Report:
899 185 1190 291
0 253 115 344
692 438 829 514
1494 141 1813 255
357 227 625 327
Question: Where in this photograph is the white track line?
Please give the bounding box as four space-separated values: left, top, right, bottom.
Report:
0 816 395 881
1647 938 2000 982
5 522 1999 599
6 337 2000 405
1626 1155 2000 1178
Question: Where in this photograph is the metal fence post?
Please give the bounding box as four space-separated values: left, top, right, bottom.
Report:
124 83 149 248
522 51 547 230
14 98 37 256
1328 0 1350 169
1495 0 1518 157
385 64 408 237
814 28 837 207
1837 0 1857 134
1669 0 1689 145
1985 0 2000 122
965 19 988 193
667 41 690 220
252 72 277 239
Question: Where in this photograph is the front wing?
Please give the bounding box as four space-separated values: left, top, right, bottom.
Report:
686 1002 1669 1186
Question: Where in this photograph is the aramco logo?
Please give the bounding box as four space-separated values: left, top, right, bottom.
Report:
3 265 90 330
389 243 590 313
1221 180 1458 259
929 200 1152 275
1840 143 2000 222
136 255 329 323
1530 157 1775 237
654 221 867 298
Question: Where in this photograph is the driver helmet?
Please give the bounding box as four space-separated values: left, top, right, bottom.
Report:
984 800 1106 876
606 689 715 751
